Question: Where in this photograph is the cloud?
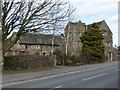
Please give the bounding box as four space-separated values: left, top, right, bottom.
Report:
107 15 118 24
68 0 119 3
73 2 117 18
106 14 118 46
63 0 118 46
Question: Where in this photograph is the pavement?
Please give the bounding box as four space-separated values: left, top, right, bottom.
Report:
2 61 118 87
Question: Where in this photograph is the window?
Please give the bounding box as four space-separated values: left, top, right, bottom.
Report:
21 50 25 55
36 45 40 49
78 32 81 36
8 50 12 52
25 45 28 49
78 42 81 45
15 50 17 53
106 41 110 46
69 32 72 35
43 52 46 55
102 30 107 36
36 52 39 55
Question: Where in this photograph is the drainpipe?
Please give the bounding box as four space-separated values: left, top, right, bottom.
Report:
111 52 113 62
108 52 110 62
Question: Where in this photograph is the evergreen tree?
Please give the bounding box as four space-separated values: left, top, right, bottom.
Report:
80 23 105 63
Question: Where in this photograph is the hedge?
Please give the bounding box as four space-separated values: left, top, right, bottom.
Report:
4 55 55 70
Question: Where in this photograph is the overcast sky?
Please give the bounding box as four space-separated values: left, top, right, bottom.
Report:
64 0 119 46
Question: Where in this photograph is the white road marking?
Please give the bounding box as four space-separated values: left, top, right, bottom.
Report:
3 63 117 87
54 86 62 88
48 86 62 90
82 73 108 81
3 68 97 86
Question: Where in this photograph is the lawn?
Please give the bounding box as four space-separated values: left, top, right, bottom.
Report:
2 66 60 75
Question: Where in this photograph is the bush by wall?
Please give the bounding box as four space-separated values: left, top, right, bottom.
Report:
4 55 55 70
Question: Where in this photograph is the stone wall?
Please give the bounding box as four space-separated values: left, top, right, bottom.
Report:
64 21 85 56
64 20 113 60
5 43 62 56
97 21 113 61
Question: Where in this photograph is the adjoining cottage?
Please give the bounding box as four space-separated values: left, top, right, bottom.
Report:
5 33 65 56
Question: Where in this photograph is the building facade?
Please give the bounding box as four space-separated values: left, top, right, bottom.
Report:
64 21 85 56
65 20 113 61
5 33 65 56
6 20 113 61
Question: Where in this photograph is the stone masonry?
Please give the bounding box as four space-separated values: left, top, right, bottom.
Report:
65 20 113 61
5 20 113 62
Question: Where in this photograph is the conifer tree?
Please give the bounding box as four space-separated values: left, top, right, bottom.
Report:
80 23 105 63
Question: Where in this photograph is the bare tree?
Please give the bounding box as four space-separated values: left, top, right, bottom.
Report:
0 0 3 70
2 0 75 54
65 3 75 55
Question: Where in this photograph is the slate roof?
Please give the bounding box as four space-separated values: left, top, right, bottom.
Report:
86 20 103 30
19 33 64 46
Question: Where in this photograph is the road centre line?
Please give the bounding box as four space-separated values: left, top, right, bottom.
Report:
82 73 108 81
3 68 97 86
3 63 116 86
48 86 62 90
54 86 62 88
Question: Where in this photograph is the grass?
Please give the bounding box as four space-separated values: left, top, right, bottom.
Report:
2 66 60 75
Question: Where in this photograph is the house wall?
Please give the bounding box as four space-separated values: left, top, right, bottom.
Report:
5 20 113 59
97 21 113 61
5 43 62 56
64 20 113 62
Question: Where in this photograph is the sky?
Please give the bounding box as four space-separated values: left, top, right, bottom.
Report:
63 0 119 46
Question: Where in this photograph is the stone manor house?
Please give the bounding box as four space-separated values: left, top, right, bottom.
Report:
5 20 113 61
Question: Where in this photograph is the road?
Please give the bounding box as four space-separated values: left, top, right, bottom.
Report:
2 62 119 89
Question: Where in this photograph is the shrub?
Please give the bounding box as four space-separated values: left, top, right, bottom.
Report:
66 59 72 66
4 55 54 70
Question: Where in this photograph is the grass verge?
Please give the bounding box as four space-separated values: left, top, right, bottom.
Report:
2 66 60 75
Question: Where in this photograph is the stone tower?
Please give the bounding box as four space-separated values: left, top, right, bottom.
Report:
64 21 86 56
64 20 113 61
